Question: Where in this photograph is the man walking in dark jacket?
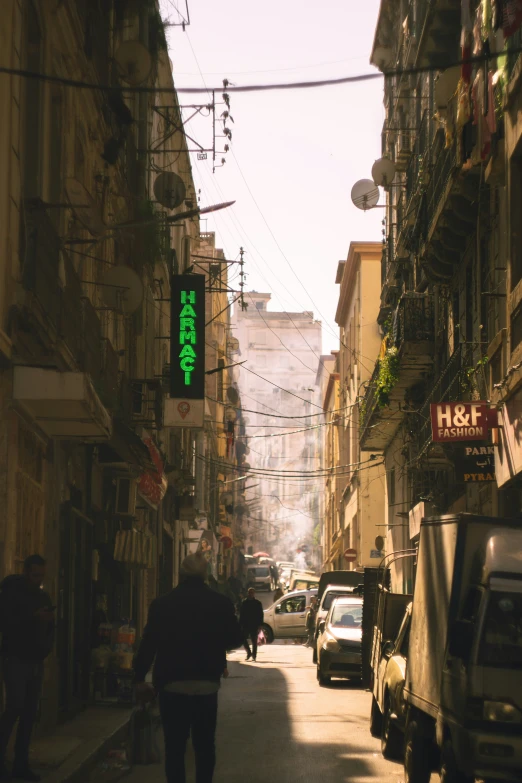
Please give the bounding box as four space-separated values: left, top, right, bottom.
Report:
133 553 242 783
239 588 264 661
0 555 55 782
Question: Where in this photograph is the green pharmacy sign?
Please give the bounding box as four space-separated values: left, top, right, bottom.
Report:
170 274 206 400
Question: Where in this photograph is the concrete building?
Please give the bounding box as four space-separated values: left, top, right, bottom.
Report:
321 244 386 572
232 292 322 564
364 1 522 590
0 0 241 734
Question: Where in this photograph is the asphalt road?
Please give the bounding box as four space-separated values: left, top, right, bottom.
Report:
107 645 408 783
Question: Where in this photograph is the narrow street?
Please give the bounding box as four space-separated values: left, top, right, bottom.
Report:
115 645 405 783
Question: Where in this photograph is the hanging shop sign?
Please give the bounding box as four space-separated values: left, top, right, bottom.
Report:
164 398 204 429
170 274 206 400
455 443 496 483
430 402 498 442
137 430 168 509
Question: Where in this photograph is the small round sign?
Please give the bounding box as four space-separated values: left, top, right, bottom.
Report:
344 548 357 562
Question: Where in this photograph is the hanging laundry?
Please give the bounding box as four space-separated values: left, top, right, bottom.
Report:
482 0 493 39
498 0 522 38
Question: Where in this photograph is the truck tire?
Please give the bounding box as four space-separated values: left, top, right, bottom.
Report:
370 695 383 738
261 624 274 644
381 696 404 761
404 719 432 783
440 740 474 783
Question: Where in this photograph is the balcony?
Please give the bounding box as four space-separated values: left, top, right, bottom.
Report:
415 0 460 69
360 294 435 450
412 344 486 462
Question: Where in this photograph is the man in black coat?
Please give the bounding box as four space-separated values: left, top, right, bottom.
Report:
239 588 264 661
133 553 243 783
0 555 55 782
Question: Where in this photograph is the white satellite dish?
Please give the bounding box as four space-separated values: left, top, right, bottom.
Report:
114 41 152 86
153 172 186 210
435 66 460 109
351 179 380 211
65 178 105 236
371 157 396 188
101 266 144 315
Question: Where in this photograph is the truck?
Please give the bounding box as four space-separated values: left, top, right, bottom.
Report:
403 513 522 783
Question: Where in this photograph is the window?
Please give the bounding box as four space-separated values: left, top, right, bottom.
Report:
256 354 267 367
479 591 522 668
511 303 522 352
330 604 362 628
388 467 396 506
252 330 266 345
281 596 306 613
256 301 265 310
23 2 42 199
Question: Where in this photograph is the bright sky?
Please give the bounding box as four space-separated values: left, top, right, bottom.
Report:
160 0 385 354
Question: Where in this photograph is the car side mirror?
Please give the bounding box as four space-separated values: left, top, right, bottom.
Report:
275 604 282 614
383 640 395 659
318 620 326 634
449 620 473 661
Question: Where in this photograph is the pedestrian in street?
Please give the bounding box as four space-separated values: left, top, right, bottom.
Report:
133 553 243 783
273 586 285 603
305 597 318 647
239 588 264 662
0 555 55 782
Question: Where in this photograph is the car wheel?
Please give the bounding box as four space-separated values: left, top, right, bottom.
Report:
439 739 474 783
381 696 404 761
317 662 330 686
260 624 274 644
404 719 432 783
369 695 383 738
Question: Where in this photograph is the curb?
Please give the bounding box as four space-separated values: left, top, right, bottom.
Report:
42 715 131 783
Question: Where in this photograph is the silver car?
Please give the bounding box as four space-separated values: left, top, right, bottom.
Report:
261 589 317 643
316 596 363 685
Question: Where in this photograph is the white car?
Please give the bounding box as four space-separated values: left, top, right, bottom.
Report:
260 589 317 643
316 596 363 685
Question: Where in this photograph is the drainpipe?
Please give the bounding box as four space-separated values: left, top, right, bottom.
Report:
137 5 149 199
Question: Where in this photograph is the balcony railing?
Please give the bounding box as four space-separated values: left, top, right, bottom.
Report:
405 111 428 205
392 293 434 346
413 343 486 458
424 134 457 238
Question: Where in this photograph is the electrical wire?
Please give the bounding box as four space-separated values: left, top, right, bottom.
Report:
2 48 513 94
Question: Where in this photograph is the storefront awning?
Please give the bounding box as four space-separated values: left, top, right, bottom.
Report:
98 419 156 472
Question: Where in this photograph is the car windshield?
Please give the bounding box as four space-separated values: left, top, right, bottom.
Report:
330 604 362 628
323 590 350 611
479 591 522 668
250 567 269 577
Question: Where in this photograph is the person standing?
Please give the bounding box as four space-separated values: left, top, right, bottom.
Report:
305 596 318 647
133 553 242 783
239 588 264 662
273 586 284 603
0 555 55 782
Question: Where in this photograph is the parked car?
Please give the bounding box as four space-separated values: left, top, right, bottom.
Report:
246 564 275 591
316 595 363 685
261 589 317 643
370 602 412 760
312 584 356 662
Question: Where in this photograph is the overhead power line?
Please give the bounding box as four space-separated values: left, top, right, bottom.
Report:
0 48 516 94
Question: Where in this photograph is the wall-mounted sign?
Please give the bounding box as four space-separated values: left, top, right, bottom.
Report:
170 274 206 400
344 548 357 562
455 443 496 483
370 549 384 559
430 402 489 442
164 398 204 428
137 430 168 510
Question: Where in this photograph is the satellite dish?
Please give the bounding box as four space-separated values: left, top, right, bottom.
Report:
65 178 105 236
241 462 251 471
435 66 460 109
101 266 144 315
225 406 237 422
227 386 239 405
153 172 186 210
351 179 380 211
371 157 396 188
227 336 240 353
114 41 152 86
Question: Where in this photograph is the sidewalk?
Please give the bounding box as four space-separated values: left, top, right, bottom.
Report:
27 706 132 783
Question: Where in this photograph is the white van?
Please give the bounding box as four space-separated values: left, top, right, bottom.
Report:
246 564 274 591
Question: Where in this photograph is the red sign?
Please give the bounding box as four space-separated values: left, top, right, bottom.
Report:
344 548 357 562
138 430 168 510
430 402 490 442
